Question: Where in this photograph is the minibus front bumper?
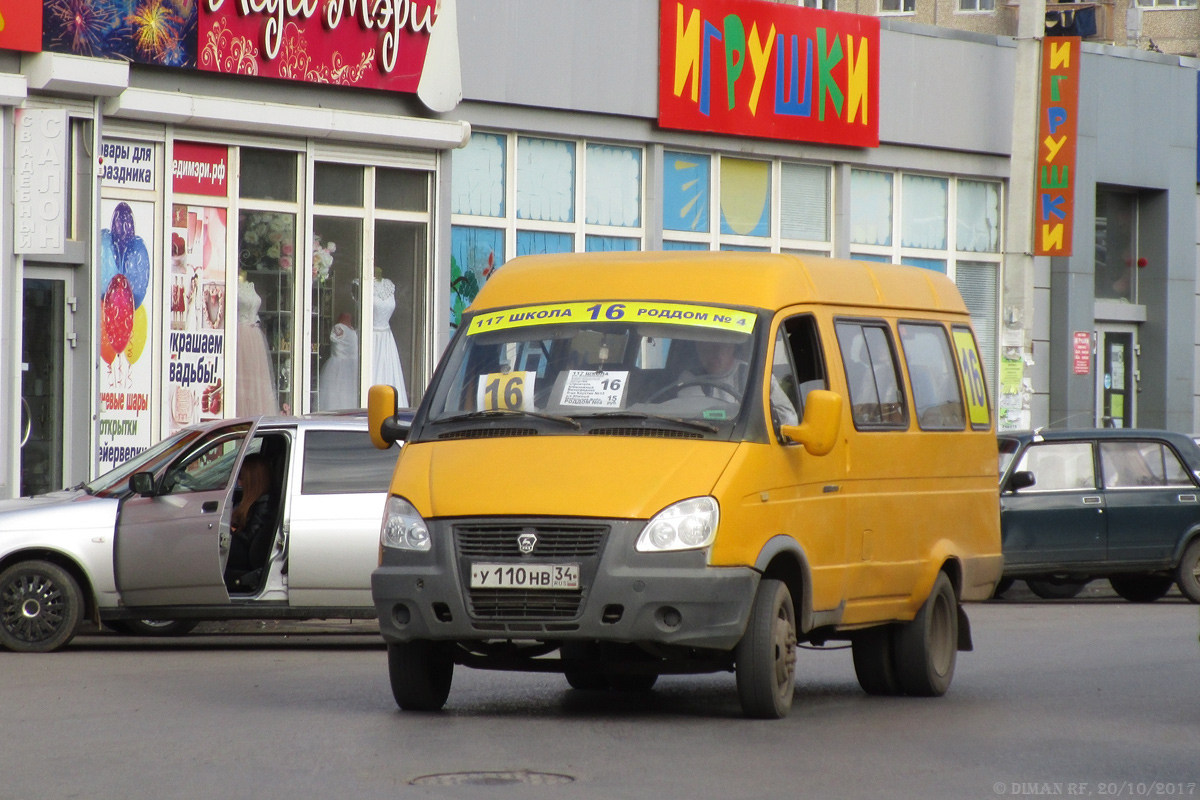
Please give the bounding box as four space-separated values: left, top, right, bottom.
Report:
371 518 758 651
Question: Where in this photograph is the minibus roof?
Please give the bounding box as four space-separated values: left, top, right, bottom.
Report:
469 252 970 316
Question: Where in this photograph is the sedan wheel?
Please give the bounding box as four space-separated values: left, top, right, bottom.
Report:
1174 538 1200 604
1025 578 1087 600
108 619 199 637
0 560 83 653
1108 574 1173 603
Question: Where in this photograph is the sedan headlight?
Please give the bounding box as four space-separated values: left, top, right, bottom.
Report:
380 496 431 551
635 496 719 553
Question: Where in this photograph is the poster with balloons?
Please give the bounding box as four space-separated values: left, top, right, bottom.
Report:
97 199 155 473
164 204 228 436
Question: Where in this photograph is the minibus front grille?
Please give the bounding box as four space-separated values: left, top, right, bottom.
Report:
455 524 608 557
587 427 704 439
438 427 538 440
467 589 582 619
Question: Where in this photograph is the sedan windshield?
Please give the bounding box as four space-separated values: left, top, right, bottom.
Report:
84 427 206 497
427 300 762 437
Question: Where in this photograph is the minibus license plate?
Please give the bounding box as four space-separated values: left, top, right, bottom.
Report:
470 563 580 590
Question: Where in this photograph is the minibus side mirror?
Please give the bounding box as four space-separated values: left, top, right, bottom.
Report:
368 384 411 450
778 389 842 456
130 472 156 497
1004 470 1036 493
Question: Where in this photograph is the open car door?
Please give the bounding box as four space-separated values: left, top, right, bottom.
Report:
114 420 258 606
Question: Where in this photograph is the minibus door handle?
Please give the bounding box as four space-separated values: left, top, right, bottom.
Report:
823 485 840 493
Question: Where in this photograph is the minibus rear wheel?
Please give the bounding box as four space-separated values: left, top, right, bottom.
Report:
387 640 454 711
735 578 797 719
893 572 957 697
851 624 901 695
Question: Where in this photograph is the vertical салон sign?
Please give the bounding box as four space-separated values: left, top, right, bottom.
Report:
1034 37 1080 256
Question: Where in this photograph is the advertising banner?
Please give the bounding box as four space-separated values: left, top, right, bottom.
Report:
97 199 155 472
99 139 157 190
14 108 67 255
659 0 879 147
164 204 228 436
172 141 230 197
1034 36 1080 257
0 0 43 52
197 0 436 92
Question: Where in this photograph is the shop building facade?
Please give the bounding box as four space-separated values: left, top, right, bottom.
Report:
2 0 1198 499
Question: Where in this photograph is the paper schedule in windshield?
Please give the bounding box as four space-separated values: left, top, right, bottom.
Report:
559 370 628 408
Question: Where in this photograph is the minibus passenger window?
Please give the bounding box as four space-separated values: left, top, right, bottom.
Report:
898 323 966 431
836 321 908 430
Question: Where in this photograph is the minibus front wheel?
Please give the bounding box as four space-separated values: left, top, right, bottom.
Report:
387 640 455 711
734 578 797 719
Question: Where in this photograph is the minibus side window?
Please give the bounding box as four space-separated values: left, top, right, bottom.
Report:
835 320 908 430
898 322 966 431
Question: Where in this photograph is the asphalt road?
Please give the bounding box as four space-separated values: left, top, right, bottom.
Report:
1 598 1197 800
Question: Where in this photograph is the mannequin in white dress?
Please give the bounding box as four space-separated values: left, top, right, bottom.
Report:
237 272 280 416
372 269 409 406
318 312 360 410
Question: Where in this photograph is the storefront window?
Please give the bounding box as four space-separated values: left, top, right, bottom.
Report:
517 230 573 255
237 210 295 415
901 174 948 251
314 162 364 207
377 168 428 212
450 226 505 334
311 216 363 411
956 261 999 394
781 162 830 242
374 220 427 406
585 235 639 252
851 169 893 246
720 157 771 237
957 180 1001 253
516 136 575 223
452 133 506 217
663 150 711 234
585 144 641 227
240 149 298 202
1095 189 1138 303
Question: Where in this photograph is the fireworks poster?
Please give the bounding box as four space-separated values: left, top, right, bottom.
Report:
42 0 197 67
164 204 228 436
97 198 155 473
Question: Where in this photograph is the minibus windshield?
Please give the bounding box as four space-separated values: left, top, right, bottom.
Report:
428 301 761 434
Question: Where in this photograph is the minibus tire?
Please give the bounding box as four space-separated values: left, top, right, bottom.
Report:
609 673 658 692
735 578 797 719
851 625 901 696
893 572 957 697
387 640 454 711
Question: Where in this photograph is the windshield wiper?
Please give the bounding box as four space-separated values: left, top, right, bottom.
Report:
433 409 581 429
576 411 719 434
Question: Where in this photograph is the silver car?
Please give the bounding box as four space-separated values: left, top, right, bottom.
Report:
0 412 408 652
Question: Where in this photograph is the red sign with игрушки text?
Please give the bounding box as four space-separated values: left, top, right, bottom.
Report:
0 0 43 53
1034 37 1080 257
197 0 436 93
658 0 879 147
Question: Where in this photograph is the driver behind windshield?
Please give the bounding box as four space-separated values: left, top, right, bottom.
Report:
672 340 799 426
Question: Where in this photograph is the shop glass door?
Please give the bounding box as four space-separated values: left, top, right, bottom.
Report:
21 272 71 496
1096 325 1136 428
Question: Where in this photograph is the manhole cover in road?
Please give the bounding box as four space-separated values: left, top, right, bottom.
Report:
410 771 574 787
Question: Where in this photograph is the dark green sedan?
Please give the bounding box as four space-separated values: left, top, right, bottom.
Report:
998 429 1200 603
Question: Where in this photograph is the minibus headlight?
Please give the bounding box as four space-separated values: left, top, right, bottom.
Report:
636 497 719 553
380 496 431 551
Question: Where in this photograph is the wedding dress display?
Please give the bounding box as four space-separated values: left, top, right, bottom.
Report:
318 321 360 411
372 278 409 406
236 276 280 416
